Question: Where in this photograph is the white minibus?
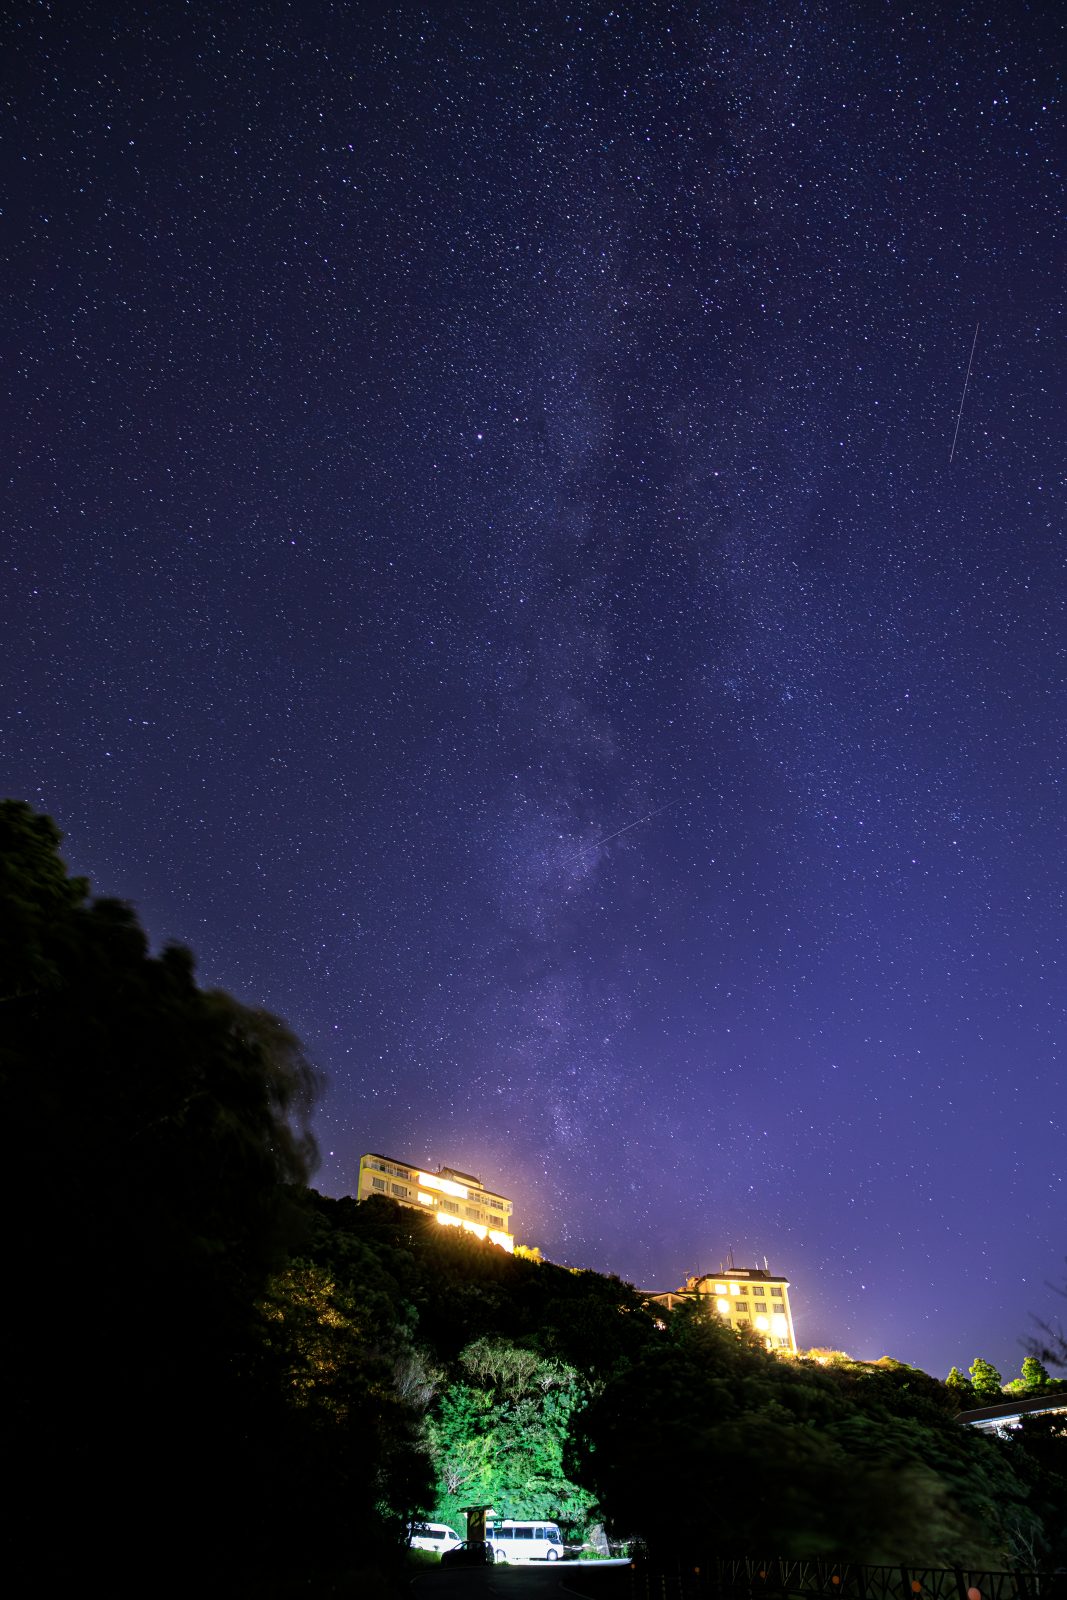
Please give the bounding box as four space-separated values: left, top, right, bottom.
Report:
487 1519 564 1562
407 1522 461 1555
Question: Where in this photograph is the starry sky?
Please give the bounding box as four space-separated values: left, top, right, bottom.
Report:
3 0 1065 1381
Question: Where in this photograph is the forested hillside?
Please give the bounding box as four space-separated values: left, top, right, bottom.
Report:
3 800 1064 1595
285 1190 1066 1572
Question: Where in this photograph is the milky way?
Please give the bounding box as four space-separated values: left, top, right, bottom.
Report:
3 0 1064 1379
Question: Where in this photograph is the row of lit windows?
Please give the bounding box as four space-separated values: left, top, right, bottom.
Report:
712 1289 785 1306
366 1159 409 1179
412 1189 504 1224
435 1199 490 1220
371 1177 507 1228
712 1281 786 1298
365 1158 509 1211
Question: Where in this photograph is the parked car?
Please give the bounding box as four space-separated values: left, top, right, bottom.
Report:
440 1540 495 1567
407 1522 462 1555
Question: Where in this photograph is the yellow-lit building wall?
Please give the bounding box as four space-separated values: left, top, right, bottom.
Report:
357 1152 514 1252
687 1268 797 1352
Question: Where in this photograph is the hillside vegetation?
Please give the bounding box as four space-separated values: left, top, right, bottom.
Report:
3 799 1064 1593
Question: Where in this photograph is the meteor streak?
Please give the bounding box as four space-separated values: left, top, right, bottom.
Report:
567 798 684 863
949 321 979 463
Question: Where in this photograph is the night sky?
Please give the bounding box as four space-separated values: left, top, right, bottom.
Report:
4 1 1065 1381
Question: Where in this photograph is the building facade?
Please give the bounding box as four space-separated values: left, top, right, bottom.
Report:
646 1263 797 1352
690 1266 797 1350
356 1152 514 1252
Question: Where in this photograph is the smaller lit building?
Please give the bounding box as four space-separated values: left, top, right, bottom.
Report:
688 1266 797 1351
645 1263 798 1352
356 1152 514 1252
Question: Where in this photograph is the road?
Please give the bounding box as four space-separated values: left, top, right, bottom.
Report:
413 1558 632 1600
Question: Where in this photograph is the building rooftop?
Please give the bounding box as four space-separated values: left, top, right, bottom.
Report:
689 1266 789 1285
957 1391 1067 1425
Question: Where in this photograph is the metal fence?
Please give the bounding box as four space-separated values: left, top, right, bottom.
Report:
629 1558 1062 1600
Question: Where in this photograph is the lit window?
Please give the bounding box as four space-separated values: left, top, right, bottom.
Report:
418 1172 468 1199
715 1297 730 1314
730 1284 741 1296
755 1315 769 1331
714 1283 728 1294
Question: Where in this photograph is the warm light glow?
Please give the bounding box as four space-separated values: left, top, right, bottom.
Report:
755 1315 769 1331
418 1171 468 1199
730 1283 741 1295
434 1213 513 1252
772 1314 788 1334
417 1191 435 1206
714 1283 728 1294
716 1297 730 1314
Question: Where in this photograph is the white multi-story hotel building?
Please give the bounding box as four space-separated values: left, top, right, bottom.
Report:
356 1152 514 1252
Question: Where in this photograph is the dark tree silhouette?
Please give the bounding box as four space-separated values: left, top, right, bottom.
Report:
1 802 319 1589
1027 1262 1067 1372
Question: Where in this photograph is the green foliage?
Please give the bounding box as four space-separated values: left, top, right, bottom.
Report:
7 803 1066 1585
570 1305 1038 1566
1020 1354 1052 1388
299 1190 661 1378
253 1261 434 1554
1004 1361 1067 1399
297 1195 632 1541
945 1365 977 1407
424 1337 598 1536
968 1356 1004 1399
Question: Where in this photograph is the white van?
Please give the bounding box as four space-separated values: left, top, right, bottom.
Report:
407 1522 462 1555
487 1520 564 1563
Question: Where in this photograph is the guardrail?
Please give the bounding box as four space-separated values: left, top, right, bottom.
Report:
630 1558 1062 1600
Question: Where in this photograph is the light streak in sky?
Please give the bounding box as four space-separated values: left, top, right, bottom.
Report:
567 798 684 863
949 321 979 463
